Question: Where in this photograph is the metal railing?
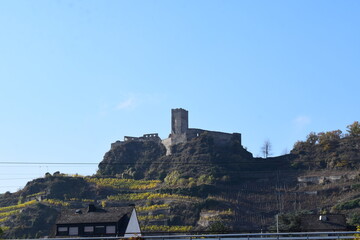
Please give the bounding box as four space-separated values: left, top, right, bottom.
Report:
13 231 359 240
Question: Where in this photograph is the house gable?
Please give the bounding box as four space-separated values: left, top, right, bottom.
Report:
55 205 139 237
125 208 142 237
300 214 347 232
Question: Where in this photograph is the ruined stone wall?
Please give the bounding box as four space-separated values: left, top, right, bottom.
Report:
208 131 241 145
171 133 187 145
111 133 161 150
141 133 161 141
111 140 123 149
187 129 241 146
186 128 206 139
112 108 242 154
124 133 160 142
161 137 172 155
297 173 357 185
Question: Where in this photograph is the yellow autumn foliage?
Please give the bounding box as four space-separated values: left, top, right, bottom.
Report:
136 204 170 212
138 214 166 221
0 200 37 212
68 198 94 202
0 210 19 218
355 225 360 240
43 199 70 206
108 192 191 201
26 192 46 198
141 225 192 232
85 178 160 190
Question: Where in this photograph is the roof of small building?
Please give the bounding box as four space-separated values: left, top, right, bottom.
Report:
300 214 347 231
56 205 134 225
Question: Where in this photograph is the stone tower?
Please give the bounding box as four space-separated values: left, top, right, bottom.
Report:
171 108 188 135
171 108 188 144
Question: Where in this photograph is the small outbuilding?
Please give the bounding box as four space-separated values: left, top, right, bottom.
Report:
55 204 141 237
300 214 347 232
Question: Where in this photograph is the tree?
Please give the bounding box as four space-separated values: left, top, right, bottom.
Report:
0 226 3 236
261 140 272 158
207 221 230 233
347 121 360 137
318 130 342 144
318 130 342 151
306 132 319 145
164 170 180 185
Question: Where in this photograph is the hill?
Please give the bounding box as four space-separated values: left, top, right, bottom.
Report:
1 122 360 238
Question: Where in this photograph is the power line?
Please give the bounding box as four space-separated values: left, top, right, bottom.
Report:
0 162 98 165
0 159 359 165
0 178 37 180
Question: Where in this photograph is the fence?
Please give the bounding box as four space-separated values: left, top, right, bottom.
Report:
14 231 359 240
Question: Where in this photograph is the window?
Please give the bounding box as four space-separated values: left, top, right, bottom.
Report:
106 225 116 234
84 226 94 232
94 226 105 234
58 227 68 232
69 227 78 236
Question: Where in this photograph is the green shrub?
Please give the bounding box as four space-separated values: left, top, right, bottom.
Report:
334 198 360 210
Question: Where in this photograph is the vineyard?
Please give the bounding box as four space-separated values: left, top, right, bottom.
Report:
0 200 37 212
107 192 194 201
0 200 38 226
138 214 167 221
85 177 161 190
68 198 95 203
43 199 70 207
141 225 193 232
136 204 170 212
0 174 204 237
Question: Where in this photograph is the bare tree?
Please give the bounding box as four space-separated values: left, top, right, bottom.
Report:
261 139 272 158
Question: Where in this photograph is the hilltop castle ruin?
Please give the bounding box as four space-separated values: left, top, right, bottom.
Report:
111 108 242 154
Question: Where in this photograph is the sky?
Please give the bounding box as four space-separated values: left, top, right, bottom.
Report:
0 0 359 193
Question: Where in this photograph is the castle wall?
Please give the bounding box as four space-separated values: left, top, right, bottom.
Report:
208 131 241 145
111 140 123 149
111 133 161 150
171 133 187 145
125 133 160 142
112 108 242 153
186 128 206 139
187 128 241 146
161 137 172 156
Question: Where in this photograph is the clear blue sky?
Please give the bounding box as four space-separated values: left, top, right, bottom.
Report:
1 1 359 193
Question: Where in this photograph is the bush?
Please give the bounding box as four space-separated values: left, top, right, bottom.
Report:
348 213 360 226
207 221 230 233
334 198 360 210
